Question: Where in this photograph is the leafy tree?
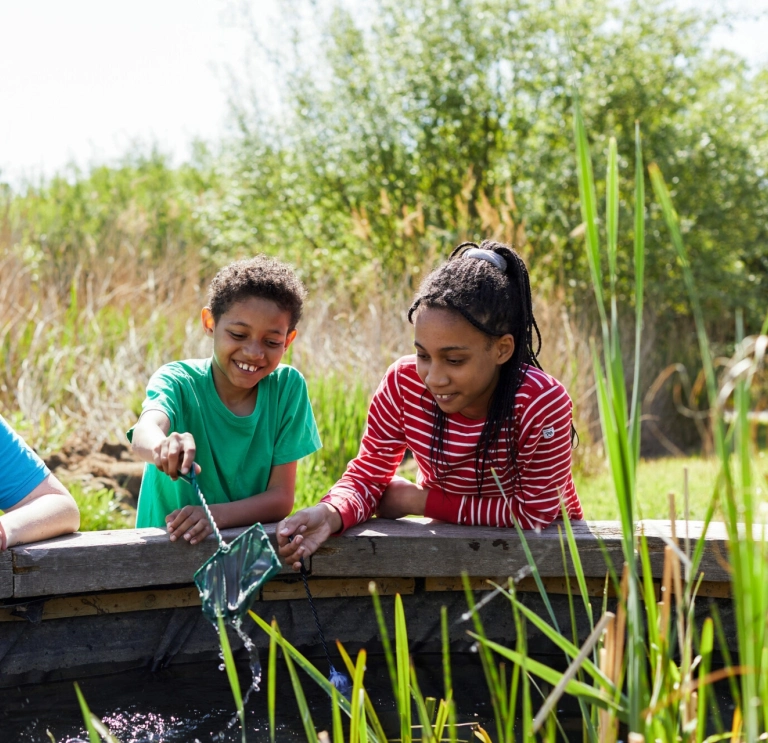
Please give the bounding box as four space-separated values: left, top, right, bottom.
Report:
215 0 768 337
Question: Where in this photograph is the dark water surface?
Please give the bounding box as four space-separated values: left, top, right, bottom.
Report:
2 653 504 742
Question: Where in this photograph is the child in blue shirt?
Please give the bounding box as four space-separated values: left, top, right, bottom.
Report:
0 414 80 550
128 255 321 544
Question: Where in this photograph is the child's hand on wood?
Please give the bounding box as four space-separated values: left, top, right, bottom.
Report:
152 432 201 480
277 503 342 571
377 476 427 519
165 505 212 544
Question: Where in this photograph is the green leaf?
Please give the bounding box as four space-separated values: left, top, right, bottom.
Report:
468 633 623 716
350 650 367 743
370 581 399 705
279 624 318 743
410 662 436 743
216 613 246 743
268 618 278 743
73 683 112 743
395 594 412 743
338 642 388 743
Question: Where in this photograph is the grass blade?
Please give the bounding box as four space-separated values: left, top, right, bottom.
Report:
629 121 645 462
73 683 103 743
279 623 318 743
216 612 246 743
331 686 344 743
268 618 278 743
394 593 412 743
469 633 622 715
337 641 389 743
349 650 367 743
370 581 399 705
462 572 507 742
249 611 355 720
441 606 458 743
410 662 436 743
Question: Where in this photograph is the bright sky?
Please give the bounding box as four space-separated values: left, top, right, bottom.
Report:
1 0 767 189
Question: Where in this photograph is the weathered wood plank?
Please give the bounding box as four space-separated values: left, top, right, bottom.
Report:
0 552 12 599
424 575 619 597
10 524 293 598
6 518 736 599
0 586 202 623
311 518 732 581
313 518 627 578
262 577 414 601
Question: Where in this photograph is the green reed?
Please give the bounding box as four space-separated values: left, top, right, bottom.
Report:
251 104 767 742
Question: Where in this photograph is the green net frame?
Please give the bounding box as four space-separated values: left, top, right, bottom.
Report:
193 522 281 624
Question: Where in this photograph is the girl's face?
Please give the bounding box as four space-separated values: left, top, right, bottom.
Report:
202 296 296 400
414 307 515 420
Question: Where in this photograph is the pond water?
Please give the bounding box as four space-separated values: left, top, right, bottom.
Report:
2 653 508 742
1 652 733 742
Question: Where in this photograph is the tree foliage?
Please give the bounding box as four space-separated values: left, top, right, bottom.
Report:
209 0 768 336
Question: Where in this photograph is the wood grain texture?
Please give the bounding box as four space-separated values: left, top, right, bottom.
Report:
262 577 415 601
0 586 202 623
0 552 11 599
10 524 293 598
424 575 619 597
5 519 735 599
312 518 731 581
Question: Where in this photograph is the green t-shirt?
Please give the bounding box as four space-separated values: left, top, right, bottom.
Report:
127 359 321 528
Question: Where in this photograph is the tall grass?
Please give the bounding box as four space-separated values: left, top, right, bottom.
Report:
225 108 768 743
1 202 602 521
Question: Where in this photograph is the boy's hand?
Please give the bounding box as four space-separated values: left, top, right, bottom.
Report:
165 506 212 544
377 476 427 519
277 504 342 571
152 432 201 480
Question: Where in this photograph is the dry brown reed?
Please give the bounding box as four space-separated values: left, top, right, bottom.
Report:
1 224 599 479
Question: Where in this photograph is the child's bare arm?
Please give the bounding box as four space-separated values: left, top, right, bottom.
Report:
0 474 80 550
130 410 198 479
376 476 427 519
165 461 297 544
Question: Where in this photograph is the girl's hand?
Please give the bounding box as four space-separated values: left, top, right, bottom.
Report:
152 432 201 480
165 506 212 544
277 504 342 571
377 476 427 519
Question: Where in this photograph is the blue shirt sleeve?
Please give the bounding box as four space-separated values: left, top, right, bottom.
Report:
0 414 50 510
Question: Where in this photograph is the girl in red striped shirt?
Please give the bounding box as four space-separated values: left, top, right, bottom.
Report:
279 241 583 570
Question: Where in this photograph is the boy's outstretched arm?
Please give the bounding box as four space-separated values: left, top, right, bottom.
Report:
166 461 298 545
277 503 342 571
131 410 199 479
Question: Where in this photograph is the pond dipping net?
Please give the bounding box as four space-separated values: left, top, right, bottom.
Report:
180 469 281 624
179 467 351 696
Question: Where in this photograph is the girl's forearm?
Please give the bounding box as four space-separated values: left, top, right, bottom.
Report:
208 486 294 528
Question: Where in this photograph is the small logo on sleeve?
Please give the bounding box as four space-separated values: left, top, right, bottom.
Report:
542 426 555 439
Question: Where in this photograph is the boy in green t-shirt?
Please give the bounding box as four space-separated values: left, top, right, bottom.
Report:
128 256 321 544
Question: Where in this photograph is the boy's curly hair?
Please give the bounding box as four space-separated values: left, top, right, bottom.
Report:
207 255 306 329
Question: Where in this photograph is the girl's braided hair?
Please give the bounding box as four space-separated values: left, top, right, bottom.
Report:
407 240 549 494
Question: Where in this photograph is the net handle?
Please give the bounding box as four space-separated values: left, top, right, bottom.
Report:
178 466 229 551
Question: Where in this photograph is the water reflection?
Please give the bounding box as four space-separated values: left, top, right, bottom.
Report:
1 654 493 742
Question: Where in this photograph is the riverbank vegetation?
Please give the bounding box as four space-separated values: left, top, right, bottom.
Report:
4 0 766 740
2 0 766 520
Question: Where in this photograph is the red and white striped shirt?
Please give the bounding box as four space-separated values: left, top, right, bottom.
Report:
321 356 583 531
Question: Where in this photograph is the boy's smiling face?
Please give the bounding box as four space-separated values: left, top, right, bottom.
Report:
202 296 296 405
